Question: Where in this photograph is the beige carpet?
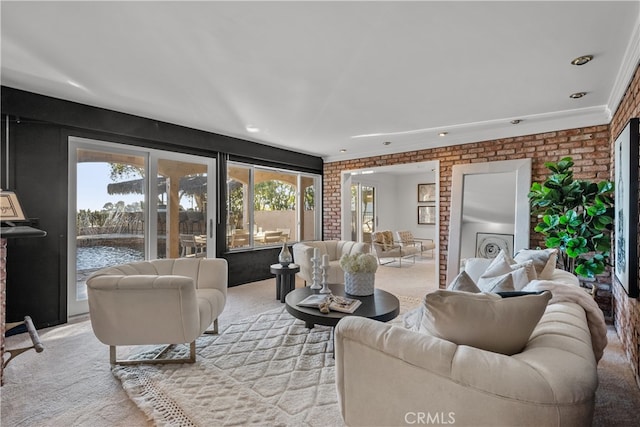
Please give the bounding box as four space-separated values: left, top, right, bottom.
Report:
2 257 640 426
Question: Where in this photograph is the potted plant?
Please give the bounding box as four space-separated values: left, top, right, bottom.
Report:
528 157 614 279
339 253 378 296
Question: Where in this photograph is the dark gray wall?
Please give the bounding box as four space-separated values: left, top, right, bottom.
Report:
1 87 322 328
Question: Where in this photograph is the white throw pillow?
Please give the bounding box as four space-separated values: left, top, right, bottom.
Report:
420 290 552 355
477 251 528 292
480 270 524 292
514 249 558 280
479 250 514 276
511 259 538 285
462 258 493 283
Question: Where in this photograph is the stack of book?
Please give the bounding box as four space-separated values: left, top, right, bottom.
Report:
297 294 361 313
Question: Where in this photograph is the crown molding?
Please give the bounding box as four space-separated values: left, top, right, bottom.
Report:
607 10 640 119
324 106 609 163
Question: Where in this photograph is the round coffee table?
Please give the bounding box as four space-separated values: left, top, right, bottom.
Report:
284 284 400 329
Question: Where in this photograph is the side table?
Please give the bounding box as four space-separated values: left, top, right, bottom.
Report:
271 263 300 303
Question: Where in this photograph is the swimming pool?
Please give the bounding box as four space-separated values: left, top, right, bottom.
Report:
76 245 144 271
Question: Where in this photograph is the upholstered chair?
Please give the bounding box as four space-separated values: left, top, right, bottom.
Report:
396 230 436 258
371 231 420 266
292 240 370 285
86 258 227 366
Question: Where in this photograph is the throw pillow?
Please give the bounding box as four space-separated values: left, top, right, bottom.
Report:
514 248 558 280
476 250 512 282
462 257 493 283
478 270 521 292
511 260 538 284
421 289 552 355
447 270 481 293
477 251 528 292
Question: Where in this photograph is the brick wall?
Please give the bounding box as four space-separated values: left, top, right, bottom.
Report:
609 63 640 389
324 125 610 286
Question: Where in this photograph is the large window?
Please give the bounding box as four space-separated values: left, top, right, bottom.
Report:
69 137 215 316
227 162 321 250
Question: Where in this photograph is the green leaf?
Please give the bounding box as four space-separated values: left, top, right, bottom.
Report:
546 237 562 247
598 181 613 193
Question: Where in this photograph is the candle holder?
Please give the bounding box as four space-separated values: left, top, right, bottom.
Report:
320 265 331 294
310 256 321 290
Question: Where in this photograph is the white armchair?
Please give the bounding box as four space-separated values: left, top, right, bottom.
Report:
292 240 370 285
86 258 227 365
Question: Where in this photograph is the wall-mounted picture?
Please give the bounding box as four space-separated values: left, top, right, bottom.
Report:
418 205 436 224
418 183 436 202
475 232 514 259
614 118 639 298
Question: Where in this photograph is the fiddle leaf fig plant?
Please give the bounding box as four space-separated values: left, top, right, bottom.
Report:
528 157 614 278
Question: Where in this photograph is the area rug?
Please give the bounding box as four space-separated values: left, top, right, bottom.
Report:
113 296 421 427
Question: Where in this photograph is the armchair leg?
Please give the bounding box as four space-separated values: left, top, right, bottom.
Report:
204 318 219 335
109 342 197 366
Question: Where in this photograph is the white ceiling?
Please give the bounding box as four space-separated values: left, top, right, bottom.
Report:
2 1 639 162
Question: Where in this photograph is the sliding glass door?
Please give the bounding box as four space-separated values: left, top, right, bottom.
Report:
68 137 215 316
350 183 376 243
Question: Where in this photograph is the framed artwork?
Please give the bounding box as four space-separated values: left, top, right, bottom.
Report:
418 183 436 202
475 232 514 259
0 190 27 221
614 118 639 298
418 205 436 224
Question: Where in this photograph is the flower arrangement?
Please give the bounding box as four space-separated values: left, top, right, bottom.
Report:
339 253 378 274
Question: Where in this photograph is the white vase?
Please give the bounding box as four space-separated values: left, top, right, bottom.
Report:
344 272 375 296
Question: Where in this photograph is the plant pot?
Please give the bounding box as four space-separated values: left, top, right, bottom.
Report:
344 272 375 296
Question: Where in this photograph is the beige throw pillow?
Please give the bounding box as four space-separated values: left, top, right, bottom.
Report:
447 271 481 293
514 249 558 280
421 290 552 355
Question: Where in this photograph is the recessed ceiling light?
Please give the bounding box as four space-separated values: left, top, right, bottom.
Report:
439 132 448 137
510 119 522 125
340 149 347 153
571 55 593 66
246 125 260 133
383 141 391 146
569 92 587 99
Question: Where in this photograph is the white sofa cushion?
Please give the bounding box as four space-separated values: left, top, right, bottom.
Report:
420 289 552 355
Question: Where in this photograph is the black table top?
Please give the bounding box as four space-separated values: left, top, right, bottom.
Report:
0 225 47 238
285 283 400 328
270 263 300 274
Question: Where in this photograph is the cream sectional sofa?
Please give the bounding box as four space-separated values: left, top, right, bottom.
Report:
292 240 370 285
335 259 605 426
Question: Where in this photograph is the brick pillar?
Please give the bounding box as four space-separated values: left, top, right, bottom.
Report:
1 238 7 385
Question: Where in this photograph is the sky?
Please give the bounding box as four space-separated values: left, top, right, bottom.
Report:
77 163 144 211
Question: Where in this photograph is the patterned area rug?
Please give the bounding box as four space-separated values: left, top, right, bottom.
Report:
113 296 421 427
